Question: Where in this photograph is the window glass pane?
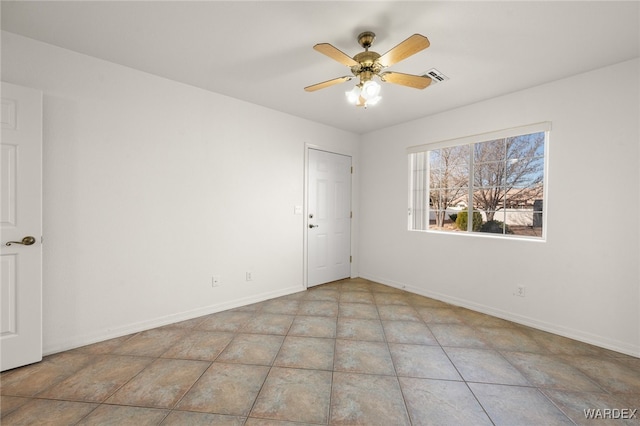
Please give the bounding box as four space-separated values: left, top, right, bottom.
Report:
474 162 505 188
410 152 429 230
507 132 545 159
427 146 469 230
409 126 547 239
474 138 506 162
472 187 506 216
474 139 507 189
476 211 507 234
506 211 543 237
506 156 544 188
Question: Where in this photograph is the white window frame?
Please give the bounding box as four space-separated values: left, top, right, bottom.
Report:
407 122 551 240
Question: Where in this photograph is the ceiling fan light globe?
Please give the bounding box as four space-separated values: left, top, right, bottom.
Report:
361 80 381 100
345 86 361 104
366 95 382 106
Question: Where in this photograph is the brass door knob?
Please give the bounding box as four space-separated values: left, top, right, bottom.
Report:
5 236 36 246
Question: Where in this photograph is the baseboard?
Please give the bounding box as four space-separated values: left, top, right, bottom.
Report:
359 273 640 358
43 284 305 356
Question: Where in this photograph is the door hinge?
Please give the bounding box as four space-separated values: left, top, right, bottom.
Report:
350 166 353 174
350 255 352 263
350 211 353 219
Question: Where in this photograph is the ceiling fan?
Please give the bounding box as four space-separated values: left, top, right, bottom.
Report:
304 31 432 107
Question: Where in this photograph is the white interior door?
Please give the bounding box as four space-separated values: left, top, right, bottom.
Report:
307 149 351 287
1 82 43 371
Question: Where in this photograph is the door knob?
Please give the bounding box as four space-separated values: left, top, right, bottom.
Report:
5 236 36 246
309 224 318 228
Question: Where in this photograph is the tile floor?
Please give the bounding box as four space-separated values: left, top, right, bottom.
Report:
1 278 639 425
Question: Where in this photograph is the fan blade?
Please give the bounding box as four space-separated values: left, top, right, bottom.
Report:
378 34 430 67
380 72 432 89
313 43 359 67
304 76 353 92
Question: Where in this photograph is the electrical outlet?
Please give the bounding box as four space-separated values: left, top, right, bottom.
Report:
516 285 526 297
212 276 221 287
246 271 252 281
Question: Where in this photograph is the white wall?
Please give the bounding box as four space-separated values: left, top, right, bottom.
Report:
2 32 360 354
359 59 640 356
3 30 638 357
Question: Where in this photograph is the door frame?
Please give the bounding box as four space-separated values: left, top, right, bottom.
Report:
303 143 357 289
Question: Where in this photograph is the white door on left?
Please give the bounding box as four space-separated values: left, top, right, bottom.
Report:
1 82 43 371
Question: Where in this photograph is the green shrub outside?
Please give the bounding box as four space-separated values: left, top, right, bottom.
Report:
456 210 482 231
448 213 458 222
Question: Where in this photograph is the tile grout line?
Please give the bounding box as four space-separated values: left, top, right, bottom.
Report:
375 294 415 426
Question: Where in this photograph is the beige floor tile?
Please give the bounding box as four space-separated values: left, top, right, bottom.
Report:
216 333 284 365
106 358 210 408
334 339 395 375
330 372 410 425
297 300 339 316
339 291 375 304
5 278 635 426
260 299 300 315
476 325 545 353
377 305 422 321
400 377 492 425
406 294 451 308
0 395 35 419
566 355 640 394
374 292 410 306
417 307 465 324
389 344 461 380
111 328 186 357
274 336 334 370
74 334 136 354
444 347 530 385
197 311 254 332
429 323 490 348
338 302 379 319
342 281 374 292
541 389 638 426
528 329 615 357
162 411 245 425
176 362 269 416
469 382 573 425
502 351 605 392
38 355 153 403
161 315 209 330
240 313 295 335
615 393 640 410
336 317 385 341
76 404 168 425
0 352 94 397
2 398 98 425
161 330 234 361
381 320 438 345
304 288 340 302
455 308 518 328
250 367 332 423
244 419 308 426
288 315 337 338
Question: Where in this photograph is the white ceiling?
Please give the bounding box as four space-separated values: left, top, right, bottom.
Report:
2 1 638 134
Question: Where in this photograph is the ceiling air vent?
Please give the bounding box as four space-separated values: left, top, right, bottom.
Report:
423 68 449 84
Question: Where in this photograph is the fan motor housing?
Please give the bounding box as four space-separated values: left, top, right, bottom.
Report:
351 51 382 78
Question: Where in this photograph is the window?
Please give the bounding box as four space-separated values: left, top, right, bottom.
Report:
408 123 549 239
